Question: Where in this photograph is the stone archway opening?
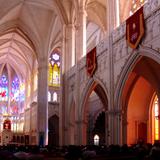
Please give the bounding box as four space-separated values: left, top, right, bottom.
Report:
48 115 59 146
82 82 108 145
121 56 160 145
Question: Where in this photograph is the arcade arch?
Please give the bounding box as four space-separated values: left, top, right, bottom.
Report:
116 49 160 145
79 79 108 145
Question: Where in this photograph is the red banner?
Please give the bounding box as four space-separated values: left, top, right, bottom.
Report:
126 7 145 49
86 47 97 77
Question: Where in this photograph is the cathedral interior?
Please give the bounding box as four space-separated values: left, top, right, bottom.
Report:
0 1 160 156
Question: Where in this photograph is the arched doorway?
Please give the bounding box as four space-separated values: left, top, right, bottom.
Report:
48 115 59 146
120 56 160 145
80 80 108 145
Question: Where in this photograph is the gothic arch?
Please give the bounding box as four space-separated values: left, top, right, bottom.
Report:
114 46 160 144
78 76 108 145
115 46 160 112
79 77 108 120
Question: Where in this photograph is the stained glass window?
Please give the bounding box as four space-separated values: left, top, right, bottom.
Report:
11 77 20 102
130 0 147 15
48 52 60 87
19 83 25 102
11 77 25 102
0 75 8 101
1 106 7 115
154 96 159 140
0 73 25 121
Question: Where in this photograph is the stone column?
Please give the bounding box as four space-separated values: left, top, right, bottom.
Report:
105 111 110 145
106 0 120 34
37 57 48 146
73 6 87 145
115 110 123 145
106 110 115 145
75 7 87 61
76 119 88 145
60 23 76 145
121 110 128 144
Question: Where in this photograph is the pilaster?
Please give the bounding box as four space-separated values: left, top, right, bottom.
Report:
75 7 87 61
65 24 76 70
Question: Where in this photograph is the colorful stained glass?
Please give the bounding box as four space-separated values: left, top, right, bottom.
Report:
48 52 60 87
11 106 18 114
1 106 7 115
11 77 20 102
19 83 25 101
0 75 25 117
11 77 25 102
0 75 8 101
154 97 159 140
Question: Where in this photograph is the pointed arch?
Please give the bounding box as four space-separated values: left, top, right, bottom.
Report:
79 77 108 120
115 46 160 112
78 77 108 145
114 46 160 144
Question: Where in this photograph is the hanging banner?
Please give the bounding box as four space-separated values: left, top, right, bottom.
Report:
86 47 97 77
126 7 145 49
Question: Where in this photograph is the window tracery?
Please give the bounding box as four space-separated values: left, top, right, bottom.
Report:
154 96 159 140
48 51 60 87
0 73 25 133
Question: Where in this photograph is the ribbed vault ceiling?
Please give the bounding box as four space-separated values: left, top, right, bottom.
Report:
0 0 131 80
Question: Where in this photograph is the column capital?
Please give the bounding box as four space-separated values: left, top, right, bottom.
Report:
67 23 76 29
38 57 48 71
79 8 87 17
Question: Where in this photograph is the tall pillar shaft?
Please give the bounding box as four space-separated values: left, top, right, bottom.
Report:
66 24 76 68
37 58 48 146
60 24 76 145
